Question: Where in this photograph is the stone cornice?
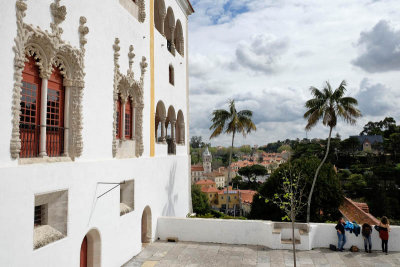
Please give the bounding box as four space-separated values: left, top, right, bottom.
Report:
176 0 194 17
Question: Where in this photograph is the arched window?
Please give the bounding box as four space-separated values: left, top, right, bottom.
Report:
125 99 132 139
20 56 41 158
174 20 184 56
46 67 65 157
154 0 166 35
169 65 174 85
116 95 122 139
164 7 175 55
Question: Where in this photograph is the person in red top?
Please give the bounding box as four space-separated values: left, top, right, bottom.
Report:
378 216 391 255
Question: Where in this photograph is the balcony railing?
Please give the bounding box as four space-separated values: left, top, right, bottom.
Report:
19 123 64 158
46 125 64 157
20 123 40 158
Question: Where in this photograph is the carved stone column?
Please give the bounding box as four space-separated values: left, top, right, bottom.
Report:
135 104 144 157
179 122 185 144
161 12 167 37
160 116 166 143
39 76 49 157
63 85 71 156
171 119 176 143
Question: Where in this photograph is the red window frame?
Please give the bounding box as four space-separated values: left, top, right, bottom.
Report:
125 99 132 139
116 95 122 139
20 56 41 158
46 67 65 157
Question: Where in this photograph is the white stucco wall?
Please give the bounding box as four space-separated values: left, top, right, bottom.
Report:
0 0 192 266
157 217 400 252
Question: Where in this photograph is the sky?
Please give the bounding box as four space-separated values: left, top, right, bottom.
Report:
187 0 400 147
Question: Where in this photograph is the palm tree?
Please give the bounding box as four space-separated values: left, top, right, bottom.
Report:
210 100 256 214
304 80 361 223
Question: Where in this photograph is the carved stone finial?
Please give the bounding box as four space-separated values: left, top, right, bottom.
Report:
50 0 67 37
79 16 89 51
16 0 27 13
140 56 148 76
128 45 135 70
113 38 120 69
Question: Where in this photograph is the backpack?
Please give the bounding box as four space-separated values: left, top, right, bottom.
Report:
350 245 359 252
329 244 337 251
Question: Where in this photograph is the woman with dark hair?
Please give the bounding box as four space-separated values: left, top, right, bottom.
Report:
362 223 372 253
378 216 390 254
335 217 346 251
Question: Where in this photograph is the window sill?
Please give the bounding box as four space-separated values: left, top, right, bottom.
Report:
19 156 72 165
33 225 65 250
120 203 133 216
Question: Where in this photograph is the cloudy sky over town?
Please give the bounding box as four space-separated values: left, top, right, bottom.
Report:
188 0 400 146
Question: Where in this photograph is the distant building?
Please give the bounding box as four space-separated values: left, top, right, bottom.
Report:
351 135 383 153
202 146 212 173
191 164 205 183
204 171 225 188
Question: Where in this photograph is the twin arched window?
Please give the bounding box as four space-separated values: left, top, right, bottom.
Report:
20 56 65 158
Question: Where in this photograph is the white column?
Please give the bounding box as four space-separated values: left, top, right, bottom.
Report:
131 106 136 140
160 117 166 143
39 78 48 157
171 120 176 143
121 101 126 141
63 86 70 156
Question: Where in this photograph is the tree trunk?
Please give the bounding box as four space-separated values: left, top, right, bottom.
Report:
292 210 296 267
306 126 333 223
226 131 235 214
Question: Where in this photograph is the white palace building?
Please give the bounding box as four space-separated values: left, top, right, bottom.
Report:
0 0 193 266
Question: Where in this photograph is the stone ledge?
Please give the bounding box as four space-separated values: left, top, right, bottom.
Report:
19 156 72 165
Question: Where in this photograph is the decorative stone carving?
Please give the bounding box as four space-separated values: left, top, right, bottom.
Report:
138 0 146 23
112 38 147 158
10 0 89 159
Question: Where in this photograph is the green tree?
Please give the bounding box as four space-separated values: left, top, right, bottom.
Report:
238 165 267 188
209 100 256 213
263 167 306 267
191 185 210 215
278 144 292 153
303 80 361 222
250 157 343 222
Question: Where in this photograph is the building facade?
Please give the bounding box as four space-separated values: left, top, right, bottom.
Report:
0 0 193 266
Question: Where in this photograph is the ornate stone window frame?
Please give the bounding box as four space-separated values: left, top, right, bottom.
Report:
11 0 89 161
119 0 146 23
112 38 147 158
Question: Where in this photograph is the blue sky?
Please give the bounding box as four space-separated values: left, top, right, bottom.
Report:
188 0 400 146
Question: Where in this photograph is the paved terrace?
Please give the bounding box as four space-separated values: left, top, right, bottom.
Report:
123 241 400 267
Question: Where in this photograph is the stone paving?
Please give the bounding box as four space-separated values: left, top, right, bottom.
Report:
123 241 400 267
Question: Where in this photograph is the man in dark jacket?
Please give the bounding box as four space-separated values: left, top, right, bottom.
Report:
335 217 346 251
362 223 372 253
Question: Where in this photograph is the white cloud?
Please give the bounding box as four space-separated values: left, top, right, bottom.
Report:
188 0 400 146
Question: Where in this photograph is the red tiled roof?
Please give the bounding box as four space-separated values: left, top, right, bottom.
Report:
201 187 219 193
339 197 379 225
204 171 224 178
196 179 215 185
240 190 257 204
191 165 204 171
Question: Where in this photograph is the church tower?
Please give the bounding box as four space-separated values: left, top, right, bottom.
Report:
202 146 212 173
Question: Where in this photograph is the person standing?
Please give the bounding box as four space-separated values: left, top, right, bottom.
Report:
379 216 390 255
362 223 372 253
335 217 346 251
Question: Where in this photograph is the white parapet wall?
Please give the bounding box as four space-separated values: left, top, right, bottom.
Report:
157 217 400 252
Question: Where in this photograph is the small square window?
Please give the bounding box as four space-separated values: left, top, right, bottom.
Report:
120 180 134 216
33 190 68 249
